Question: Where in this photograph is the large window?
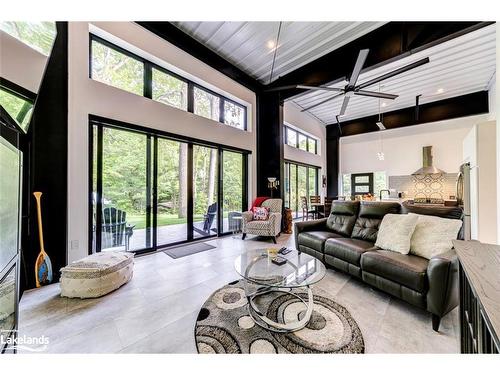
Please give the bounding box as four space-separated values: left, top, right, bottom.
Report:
284 161 319 218
89 35 247 130
90 38 144 96
0 86 34 132
90 116 248 254
342 171 387 198
194 87 220 122
0 21 56 56
223 100 245 130
152 68 188 111
284 125 318 155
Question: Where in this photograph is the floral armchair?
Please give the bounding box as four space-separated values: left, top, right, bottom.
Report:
241 199 282 243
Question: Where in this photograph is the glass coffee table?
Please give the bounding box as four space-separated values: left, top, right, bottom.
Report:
234 248 326 333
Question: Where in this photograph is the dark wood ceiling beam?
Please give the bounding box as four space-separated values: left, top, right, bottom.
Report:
269 22 493 100
135 22 264 93
334 91 489 137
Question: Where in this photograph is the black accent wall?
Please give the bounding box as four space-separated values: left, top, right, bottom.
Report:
337 91 489 137
24 22 68 290
326 125 341 198
256 93 284 199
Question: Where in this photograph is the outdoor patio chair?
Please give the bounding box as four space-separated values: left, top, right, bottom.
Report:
193 202 217 236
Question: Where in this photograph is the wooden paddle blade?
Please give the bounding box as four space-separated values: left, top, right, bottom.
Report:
35 251 53 287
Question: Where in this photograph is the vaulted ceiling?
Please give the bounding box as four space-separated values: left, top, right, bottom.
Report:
169 22 495 125
291 23 496 124
172 22 385 84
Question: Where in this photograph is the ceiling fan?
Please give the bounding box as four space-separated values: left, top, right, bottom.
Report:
267 49 430 117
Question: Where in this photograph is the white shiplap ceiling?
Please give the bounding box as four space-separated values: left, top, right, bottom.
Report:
172 21 385 84
292 23 497 124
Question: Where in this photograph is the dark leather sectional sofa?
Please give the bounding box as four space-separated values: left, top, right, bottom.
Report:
294 200 463 331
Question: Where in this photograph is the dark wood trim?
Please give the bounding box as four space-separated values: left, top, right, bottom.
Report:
135 22 264 93
334 91 489 137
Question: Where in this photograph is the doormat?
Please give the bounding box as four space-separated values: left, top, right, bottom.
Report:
163 242 217 259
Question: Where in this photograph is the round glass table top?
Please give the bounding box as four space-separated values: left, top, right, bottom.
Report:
234 248 326 288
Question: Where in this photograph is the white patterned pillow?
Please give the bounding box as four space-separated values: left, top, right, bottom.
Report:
375 214 419 254
408 213 462 259
252 206 270 221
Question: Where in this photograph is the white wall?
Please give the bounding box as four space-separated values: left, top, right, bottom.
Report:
68 22 257 263
340 114 490 177
0 30 47 93
283 102 327 195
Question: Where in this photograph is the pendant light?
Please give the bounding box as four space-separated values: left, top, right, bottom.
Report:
376 83 385 161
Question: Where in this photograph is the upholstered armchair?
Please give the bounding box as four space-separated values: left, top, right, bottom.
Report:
241 199 283 243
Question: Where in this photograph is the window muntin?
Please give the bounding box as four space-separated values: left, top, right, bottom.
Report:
0 87 34 132
308 138 317 154
152 68 188 111
224 100 245 130
91 39 144 96
284 125 318 155
89 35 248 131
194 87 220 122
0 21 56 56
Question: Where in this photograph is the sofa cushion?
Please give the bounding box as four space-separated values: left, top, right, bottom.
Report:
375 214 419 254
408 213 462 259
351 202 401 242
324 238 377 266
298 231 342 252
361 250 429 293
326 201 359 237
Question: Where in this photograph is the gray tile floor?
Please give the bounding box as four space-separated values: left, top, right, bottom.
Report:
18 232 460 354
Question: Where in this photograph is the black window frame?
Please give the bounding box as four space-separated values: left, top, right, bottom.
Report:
0 77 36 133
88 114 249 255
284 125 318 155
89 34 248 131
283 160 320 219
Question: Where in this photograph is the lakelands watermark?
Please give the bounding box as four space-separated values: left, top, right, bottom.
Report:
1 330 49 352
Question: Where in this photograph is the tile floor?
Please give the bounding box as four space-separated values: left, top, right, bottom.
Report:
18 232 460 353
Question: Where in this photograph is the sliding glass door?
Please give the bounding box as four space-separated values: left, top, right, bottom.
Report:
193 145 218 239
284 161 319 219
221 150 244 234
90 118 248 254
157 138 188 246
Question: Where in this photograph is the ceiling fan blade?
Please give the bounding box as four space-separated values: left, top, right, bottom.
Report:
357 57 430 90
354 90 398 100
297 85 344 92
339 96 350 116
264 84 299 92
348 49 369 87
300 93 344 112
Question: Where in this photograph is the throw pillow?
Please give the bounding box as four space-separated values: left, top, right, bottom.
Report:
408 213 462 259
375 214 419 254
252 206 269 221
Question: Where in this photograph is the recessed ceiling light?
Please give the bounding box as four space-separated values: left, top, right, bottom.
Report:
437 88 444 94
266 40 276 49
381 102 387 107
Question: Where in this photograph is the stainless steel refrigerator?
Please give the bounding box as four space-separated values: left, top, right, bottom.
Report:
456 162 471 240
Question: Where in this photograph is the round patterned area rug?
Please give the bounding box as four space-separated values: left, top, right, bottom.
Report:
195 279 364 354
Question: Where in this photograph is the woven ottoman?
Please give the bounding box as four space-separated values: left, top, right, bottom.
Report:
60 252 134 299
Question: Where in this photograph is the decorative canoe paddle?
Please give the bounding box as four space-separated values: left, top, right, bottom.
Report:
33 192 53 287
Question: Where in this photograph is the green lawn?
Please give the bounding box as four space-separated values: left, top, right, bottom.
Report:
127 212 232 230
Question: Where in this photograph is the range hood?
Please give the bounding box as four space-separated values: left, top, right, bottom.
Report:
411 146 446 175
